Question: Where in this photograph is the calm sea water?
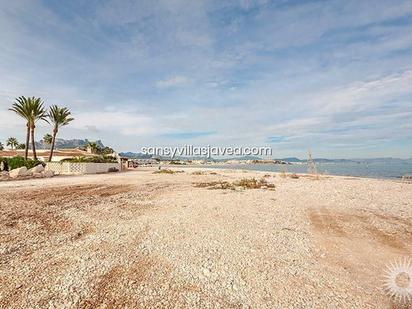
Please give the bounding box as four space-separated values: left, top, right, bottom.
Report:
190 162 412 179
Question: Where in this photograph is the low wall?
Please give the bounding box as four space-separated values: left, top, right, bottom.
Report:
46 162 121 175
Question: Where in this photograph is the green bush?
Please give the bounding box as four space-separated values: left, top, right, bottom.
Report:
0 156 44 171
61 156 117 163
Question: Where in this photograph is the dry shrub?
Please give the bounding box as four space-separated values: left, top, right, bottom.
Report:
153 169 183 174
193 181 233 189
193 177 275 190
191 171 206 175
279 171 287 178
209 172 218 175
289 173 299 179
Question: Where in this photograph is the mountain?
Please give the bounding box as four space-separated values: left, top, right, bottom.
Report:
119 152 412 163
279 157 304 162
119 153 264 161
36 139 105 149
119 152 152 159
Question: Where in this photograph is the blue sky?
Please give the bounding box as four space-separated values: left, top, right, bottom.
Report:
1 0 412 158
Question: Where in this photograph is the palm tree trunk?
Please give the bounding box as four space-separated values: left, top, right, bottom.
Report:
25 124 30 160
48 129 57 162
31 125 37 160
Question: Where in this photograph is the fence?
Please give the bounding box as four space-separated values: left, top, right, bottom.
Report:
46 162 121 175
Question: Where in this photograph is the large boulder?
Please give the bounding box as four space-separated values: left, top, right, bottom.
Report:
29 164 44 174
33 172 44 178
9 166 29 178
0 171 10 181
42 170 54 178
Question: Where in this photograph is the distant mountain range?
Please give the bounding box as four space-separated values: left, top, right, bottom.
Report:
36 139 105 149
119 152 412 164
119 152 264 161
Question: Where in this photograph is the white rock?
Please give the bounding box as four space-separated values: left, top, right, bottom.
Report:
9 166 28 178
29 164 44 174
43 170 54 178
33 172 44 178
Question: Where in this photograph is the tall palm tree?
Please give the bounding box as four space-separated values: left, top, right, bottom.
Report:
6 137 18 150
43 133 53 149
30 98 48 160
10 97 48 160
9 97 32 159
0 142 3 151
47 105 74 162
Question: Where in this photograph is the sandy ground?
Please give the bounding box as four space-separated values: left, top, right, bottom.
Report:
0 168 411 308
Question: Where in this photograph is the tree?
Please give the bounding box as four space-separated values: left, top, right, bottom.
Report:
86 141 99 154
101 146 115 155
43 133 53 150
9 97 32 159
9 96 48 160
6 137 18 150
47 105 74 162
16 143 26 150
0 142 3 151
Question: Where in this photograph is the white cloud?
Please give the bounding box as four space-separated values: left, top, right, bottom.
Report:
156 75 192 88
1 1 412 157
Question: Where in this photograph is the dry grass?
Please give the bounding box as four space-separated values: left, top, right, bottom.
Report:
153 169 183 174
191 171 220 176
193 177 275 190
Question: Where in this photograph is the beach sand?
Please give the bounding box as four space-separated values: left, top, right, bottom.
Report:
0 168 411 308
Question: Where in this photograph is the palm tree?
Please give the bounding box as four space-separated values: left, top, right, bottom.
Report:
16 143 26 150
0 142 3 151
29 98 48 160
47 105 74 162
9 97 32 159
86 141 99 154
6 137 18 150
43 133 53 150
9 97 48 160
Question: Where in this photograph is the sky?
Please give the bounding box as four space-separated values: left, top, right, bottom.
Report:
0 0 412 159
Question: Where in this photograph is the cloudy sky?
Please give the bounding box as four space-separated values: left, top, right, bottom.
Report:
1 0 412 158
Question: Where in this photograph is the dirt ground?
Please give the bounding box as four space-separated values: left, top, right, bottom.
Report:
0 168 411 308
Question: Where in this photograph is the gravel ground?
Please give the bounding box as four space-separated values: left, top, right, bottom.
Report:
0 168 411 308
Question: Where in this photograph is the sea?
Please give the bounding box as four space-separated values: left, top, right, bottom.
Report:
189 162 412 180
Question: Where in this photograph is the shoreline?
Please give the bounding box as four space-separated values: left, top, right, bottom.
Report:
157 164 412 181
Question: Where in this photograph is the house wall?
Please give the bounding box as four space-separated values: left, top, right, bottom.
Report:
46 162 121 175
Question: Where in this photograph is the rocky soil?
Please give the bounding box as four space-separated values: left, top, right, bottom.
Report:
0 168 411 308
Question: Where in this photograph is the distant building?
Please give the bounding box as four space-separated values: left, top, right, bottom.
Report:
128 158 158 167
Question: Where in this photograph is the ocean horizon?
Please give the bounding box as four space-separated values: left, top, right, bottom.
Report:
180 161 412 180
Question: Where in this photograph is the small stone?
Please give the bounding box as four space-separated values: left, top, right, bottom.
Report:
202 268 211 276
